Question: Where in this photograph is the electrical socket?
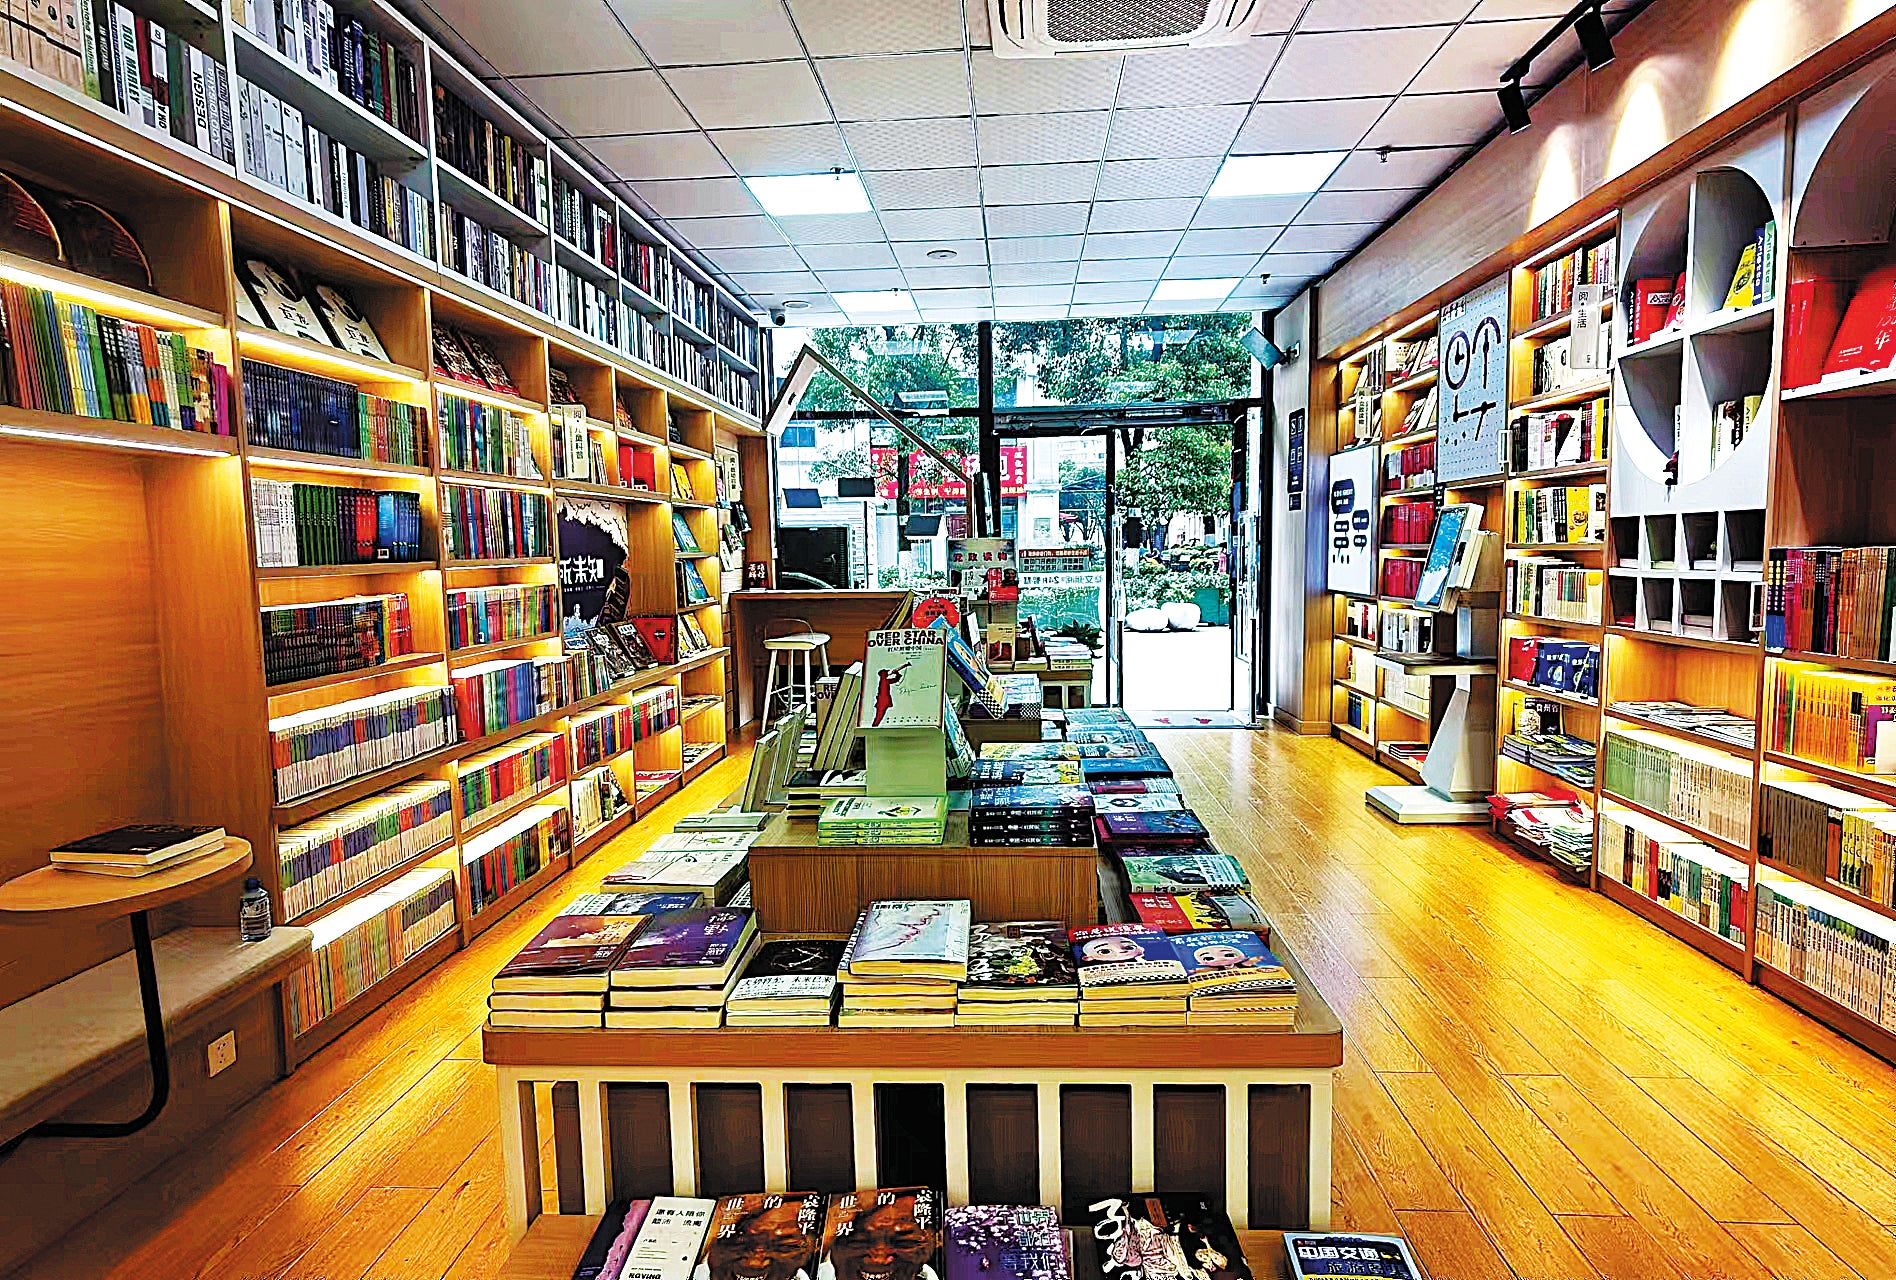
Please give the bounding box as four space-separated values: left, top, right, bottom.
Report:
207 1031 237 1077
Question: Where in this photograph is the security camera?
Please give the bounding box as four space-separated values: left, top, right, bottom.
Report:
770 308 787 326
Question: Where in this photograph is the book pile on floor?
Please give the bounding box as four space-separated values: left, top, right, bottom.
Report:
817 794 948 846
723 937 845 1026
602 831 754 902
606 907 758 1027
486 891 701 1028
969 783 1094 847
957 921 1080 1025
1489 791 1595 874
837 899 969 1026
1070 923 1188 1025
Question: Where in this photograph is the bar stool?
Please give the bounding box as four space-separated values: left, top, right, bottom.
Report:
761 618 832 721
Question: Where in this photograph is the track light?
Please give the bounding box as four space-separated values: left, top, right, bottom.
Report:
1499 80 1531 134
1574 4 1614 70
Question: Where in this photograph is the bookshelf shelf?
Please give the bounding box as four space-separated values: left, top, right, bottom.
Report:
1603 708 1757 758
670 312 716 349
434 379 545 417
1620 329 1686 361
264 651 446 698
462 777 573 844
554 480 665 503
1512 461 1608 482
1512 380 1615 414
288 925 460 1066
1386 369 1437 394
1690 299 1776 338
1381 542 1431 552
555 238 618 288
465 852 570 941
1758 861 1896 926
1767 649 1896 677
246 447 435 479
1781 365 1896 401
229 26 426 165
284 836 458 928
669 441 714 462
1507 541 1605 552
0 249 226 330
1502 680 1598 710
1597 873 1748 973
1600 791 1750 858
0 409 239 457
1605 626 1756 656
1505 613 1603 631
681 746 724 785
438 468 553 493
236 324 430 386
621 279 668 315
256 561 436 579
1515 312 1573 342
434 160 549 241
1760 750 1896 804
272 742 461 826
443 556 557 570
1756 960 1896 1062
1336 634 1378 649
573 809 635 861
450 632 561 662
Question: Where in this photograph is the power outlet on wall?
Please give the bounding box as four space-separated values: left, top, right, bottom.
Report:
207 1031 237 1077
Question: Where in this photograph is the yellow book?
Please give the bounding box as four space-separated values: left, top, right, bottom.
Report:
1724 242 1757 310
1567 487 1589 543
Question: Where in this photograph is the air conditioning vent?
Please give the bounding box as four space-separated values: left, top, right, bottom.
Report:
991 0 1271 57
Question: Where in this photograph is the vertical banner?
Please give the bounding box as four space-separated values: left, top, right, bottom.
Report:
1286 408 1306 511
1571 282 1609 371
1437 274 1510 482
1326 443 1377 597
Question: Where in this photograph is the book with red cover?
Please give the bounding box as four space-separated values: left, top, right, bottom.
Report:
1508 636 1541 683
631 615 676 663
1784 273 1851 388
1821 264 1896 381
1660 272 1687 332
1631 276 1676 344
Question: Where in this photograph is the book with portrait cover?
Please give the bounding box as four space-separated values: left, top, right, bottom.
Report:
817 1188 943 1280
962 921 1079 999
690 1193 828 1280
1168 930 1296 999
1087 1196 1252 1280
969 758 1085 785
1069 924 1188 996
944 1206 1067 1280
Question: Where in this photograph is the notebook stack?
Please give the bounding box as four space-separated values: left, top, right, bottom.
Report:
606 908 758 1027
817 795 949 846
956 921 1080 1025
837 899 969 1027
1173 929 1299 1027
1069 923 1189 1026
969 784 1095 847
723 937 845 1026
602 831 755 903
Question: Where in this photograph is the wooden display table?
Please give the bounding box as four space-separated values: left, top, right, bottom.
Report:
745 811 1097 933
483 941 1341 1243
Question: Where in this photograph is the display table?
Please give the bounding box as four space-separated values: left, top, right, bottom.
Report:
745 811 1097 933
483 940 1341 1242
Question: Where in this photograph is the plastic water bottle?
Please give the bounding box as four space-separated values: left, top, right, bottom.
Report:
239 877 272 942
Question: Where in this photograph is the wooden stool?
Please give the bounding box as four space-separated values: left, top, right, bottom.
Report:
760 618 831 721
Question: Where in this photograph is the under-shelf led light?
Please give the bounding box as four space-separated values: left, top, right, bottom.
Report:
743 172 871 217
0 258 218 330
249 451 429 480
434 379 546 415
0 423 234 456
240 328 424 386
1205 152 1345 198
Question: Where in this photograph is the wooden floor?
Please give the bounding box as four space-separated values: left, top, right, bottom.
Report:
16 728 1896 1280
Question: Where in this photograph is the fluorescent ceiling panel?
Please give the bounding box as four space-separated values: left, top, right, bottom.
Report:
743 172 871 216
1207 152 1346 198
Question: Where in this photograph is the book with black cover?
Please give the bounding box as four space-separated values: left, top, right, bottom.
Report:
962 921 1080 999
51 823 224 860
692 1192 828 1280
1087 1195 1253 1280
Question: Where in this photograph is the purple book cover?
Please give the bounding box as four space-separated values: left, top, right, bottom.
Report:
944 1205 1068 1280
614 908 754 970
1096 810 1209 843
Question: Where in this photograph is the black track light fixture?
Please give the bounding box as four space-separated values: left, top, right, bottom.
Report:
1499 79 1531 134
1574 3 1615 71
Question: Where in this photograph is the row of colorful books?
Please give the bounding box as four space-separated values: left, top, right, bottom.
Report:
438 388 540 478
251 478 425 567
1532 239 1615 323
242 360 424 465
440 482 550 561
1511 396 1608 474
1755 879 1896 1032
1760 778 1896 908
1599 806 1751 946
268 683 457 802
1763 545 1896 661
260 591 414 687
285 867 456 1036
1508 482 1604 545
465 800 569 915
459 731 565 829
1766 665 1896 776
446 581 557 651
274 779 452 922
1506 557 1602 625
1601 728 1754 846
1506 636 1600 701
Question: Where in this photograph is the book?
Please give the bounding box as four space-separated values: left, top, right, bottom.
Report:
1096 810 1209 845
817 1188 943 1280
50 823 224 865
943 1206 1066 1280
621 1198 717 1280
562 891 704 917
1130 890 1270 935
818 795 949 846
961 921 1080 1000
309 281 388 360
238 255 327 343
610 908 757 987
1170 930 1297 1002
727 938 845 1011
860 629 948 731
575 1200 652 1280
847 899 971 981
1070 923 1188 997
491 913 645 993
1823 264 1896 379
1118 852 1250 893
1283 1233 1422 1280
1087 1195 1251 1280
693 1193 828 1280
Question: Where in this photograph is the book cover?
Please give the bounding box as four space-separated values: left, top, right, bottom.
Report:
238 256 327 343
819 795 949 828
1096 810 1209 844
493 913 645 990
1087 1196 1252 1280
622 1197 717 1280
51 823 223 860
851 899 971 978
963 921 1080 994
969 759 1085 785
1130 891 1269 935
817 1188 943 1280
1070 924 1188 992
432 321 483 384
1822 264 1896 379
1092 793 1185 813
691 1192 828 1280
458 328 517 392
1118 852 1250 893
943 1206 1066 1280
860 629 948 730
1282 1233 1422 1280
1168 930 1296 999
612 909 754 981
562 891 704 917
575 1199 651 1280
729 938 846 1004
971 784 1096 812
310 281 388 360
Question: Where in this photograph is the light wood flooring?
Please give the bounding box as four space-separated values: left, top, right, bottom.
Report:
16 728 1896 1280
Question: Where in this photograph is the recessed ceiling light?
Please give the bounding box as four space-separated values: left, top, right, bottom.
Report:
835 289 919 321
743 172 871 217
1151 278 1241 304
782 299 810 310
1205 152 1346 199
927 248 958 260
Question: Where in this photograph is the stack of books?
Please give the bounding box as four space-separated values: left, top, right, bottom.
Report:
969 784 1095 847
606 908 758 1027
1070 923 1188 1026
724 938 845 1026
817 795 949 846
1609 699 1756 751
969 757 1084 787
602 832 754 903
1174 929 1299 1026
836 900 970 1027
956 921 1080 1026
488 895 694 1028
1130 887 1270 935
49 824 226 878
783 768 867 820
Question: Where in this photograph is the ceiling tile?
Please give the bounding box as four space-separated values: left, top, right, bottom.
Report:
1105 105 1247 160
1178 227 1280 256
1300 0 1476 27
798 242 899 269
880 207 987 241
1411 19 1566 93
990 260 1078 286
1233 97 1391 153
863 167 982 209
1077 259 1162 283
786 0 965 56
1327 146 1459 189
670 215 787 248
1073 281 1153 303
996 304 1071 320
665 61 829 128
629 175 762 216
1361 90 1500 148
1094 156 1222 201
977 112 1112 166
903 264 993 287
920 306 995 321
1301 188 1414 222
986 204 1091 238
606 0 803 65
1259 28 1451 101
913 287 994 306
1188 194 1307 228
981 163 1098 206
994 284 1074 306
815 267 909 289
513 70 686 135
780 212 890 244
709 124 851 176
728 270 823 293
894 238 989 265
1269 223 1377 253
1112 39 1284 107
587 132 733 180
1070 300 1143 316
818 52 971 121
429 0 646 75
972 51 1121 114
1088 198 1201 234
1082 229 1182 259
987 235 1085 263
845 118 978 169
1162 254 1259 278
1256 251 1348 275
701 244 807 271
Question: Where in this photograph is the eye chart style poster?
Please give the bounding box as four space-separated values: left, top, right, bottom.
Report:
1437 274 1510 483
1326 443 1378 598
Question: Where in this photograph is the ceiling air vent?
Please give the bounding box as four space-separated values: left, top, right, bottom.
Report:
989 0 1272 57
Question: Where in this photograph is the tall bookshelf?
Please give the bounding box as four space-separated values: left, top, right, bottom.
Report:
0 48 772 1069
